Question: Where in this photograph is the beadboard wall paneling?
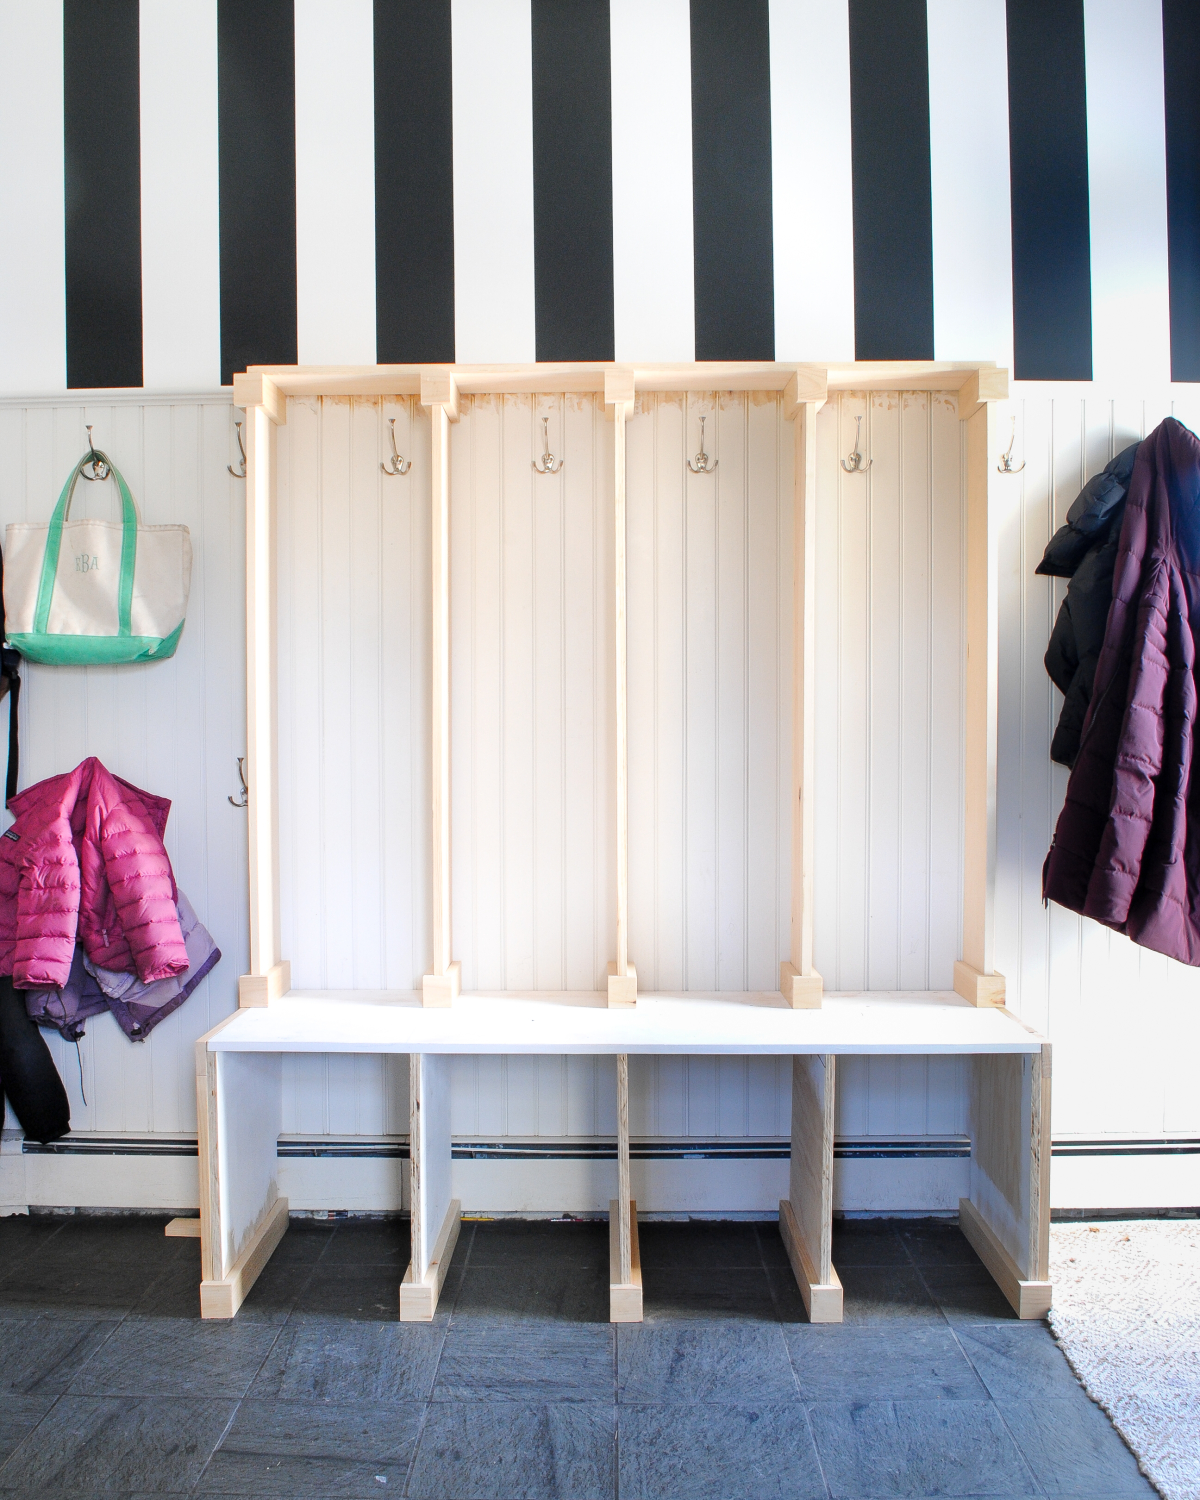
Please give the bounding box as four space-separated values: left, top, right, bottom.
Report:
0 399 246 1135
275 395 429 1135
995 392 1200 1141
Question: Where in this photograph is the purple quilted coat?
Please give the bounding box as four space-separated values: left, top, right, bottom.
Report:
1044 417 1200 964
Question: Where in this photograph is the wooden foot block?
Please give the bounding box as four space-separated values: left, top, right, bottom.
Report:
237 960 291 1008
780 961 823 1009
609 1198 643 1322
959 1197 1052 1319
200 1196 289 1318
607 962 637 1008
779 1197 842 1322
422 962 461 1008
400 1197 462 1321
165 1217 201 1238
953 961 1005 1007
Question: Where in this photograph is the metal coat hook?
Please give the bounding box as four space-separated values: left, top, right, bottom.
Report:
381 417 411 476
80 425 110 482
228 757 248 808
997 416 1025 474
228 421 246 479
532 415 564 474
686 414 718 474
840 415 871 473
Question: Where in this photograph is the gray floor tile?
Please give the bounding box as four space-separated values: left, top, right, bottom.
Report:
0 1261 158 1321
618 1402 826 1499
0 1316 116 1396
197 1398 423 1496
290 1267 405 1323
408 1401 614 1499
320 1222 408 1269
0 1216 66 1273
129 1253 306 1325
641 1266 779 1321
450 1261 609 1325
637 1222 767 1269
837 1265 944 1325
434 1322 613 1401
831 1221 910 1268
265 1220 337 1267
995 1398 1157 1494
766 1266 812 1323
252 1320 445 1402
0 1392 56 1466
0 1394 237 1495
922 1266 1023 1325
618 1321 796 1403
809 1398 1038 1497
898 1219 985 1268
68 1317 281 1399
956 1324 1090 1401
44 1218 182 1268
468 1220 609 1268
784 1326 988 1401
754 1222 793 1268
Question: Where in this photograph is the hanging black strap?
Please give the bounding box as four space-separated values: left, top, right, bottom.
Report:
0 543 19 803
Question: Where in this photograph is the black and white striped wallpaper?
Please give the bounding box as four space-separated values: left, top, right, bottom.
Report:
1 0 1197 395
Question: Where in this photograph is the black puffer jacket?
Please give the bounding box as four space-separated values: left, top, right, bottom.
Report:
1036 441 1140 767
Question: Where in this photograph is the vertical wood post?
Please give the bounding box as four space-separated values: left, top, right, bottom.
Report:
781 370 827 1007
420 372 461 1007
231 374 290 1008
955 367 1009 1006
609 1050 642 1320
779 1053 843 1321
605 369 637 1006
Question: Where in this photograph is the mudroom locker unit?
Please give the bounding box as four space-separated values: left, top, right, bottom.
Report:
195 360 1051 1327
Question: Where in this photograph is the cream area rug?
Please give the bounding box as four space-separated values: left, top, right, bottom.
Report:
1049 1220 1200 1500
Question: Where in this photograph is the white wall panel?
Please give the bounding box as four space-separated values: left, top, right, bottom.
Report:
294 0 377 366
770 0 856 362
1083 0 1172 390
0 3 66 395
609 0 695 363
450 0 536 364
927 0 1013 367
139 0 221 391
0 398 247 1134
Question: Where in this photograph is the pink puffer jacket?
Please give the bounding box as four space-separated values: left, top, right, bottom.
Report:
0 757 188 989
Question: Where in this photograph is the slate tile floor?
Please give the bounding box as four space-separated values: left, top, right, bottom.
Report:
0 1212 1153 1499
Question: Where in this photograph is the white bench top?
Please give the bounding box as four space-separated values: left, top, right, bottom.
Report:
208 989 1044 1055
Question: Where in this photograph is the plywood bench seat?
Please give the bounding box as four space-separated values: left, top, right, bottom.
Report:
196 989 1049 1327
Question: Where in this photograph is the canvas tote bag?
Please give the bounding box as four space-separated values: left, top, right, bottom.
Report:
3 448 191 665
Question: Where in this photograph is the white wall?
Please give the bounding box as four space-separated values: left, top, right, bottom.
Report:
6 387 1200 1215
0 397 246 1136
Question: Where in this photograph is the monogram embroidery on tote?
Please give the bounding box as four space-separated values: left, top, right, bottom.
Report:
74 555 100 572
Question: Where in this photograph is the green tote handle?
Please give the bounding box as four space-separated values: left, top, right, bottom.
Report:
33 451 138 637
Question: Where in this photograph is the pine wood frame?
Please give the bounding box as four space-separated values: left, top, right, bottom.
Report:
195 359 1045 1325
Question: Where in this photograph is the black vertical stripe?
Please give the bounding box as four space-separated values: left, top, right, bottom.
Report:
846 0 934 362
690 0 774 362
217 0 297 386
531 0 614 362
1163 0 1200 382
1005 0 1092 381
375 0 456 364
63 0 143 389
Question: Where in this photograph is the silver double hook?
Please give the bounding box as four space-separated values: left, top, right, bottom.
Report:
687 415 718 474
997 416 1025 474
80 425 110 482
228 757 248 809
228 420 247 479
840 415 871 473
532 416 564 475
381 417 411 476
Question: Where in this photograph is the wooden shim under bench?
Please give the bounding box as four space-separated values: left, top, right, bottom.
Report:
609 1197 643 1322
779 1196 843 1323
959 1197 1052 1319
400 1196 462 1321
200 1196 289 1319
